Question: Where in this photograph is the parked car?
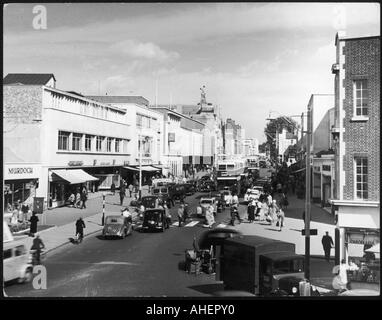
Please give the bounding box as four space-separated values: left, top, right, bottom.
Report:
198 197 216 217
103 215 133 239
141 208 168 232
3 240 34 284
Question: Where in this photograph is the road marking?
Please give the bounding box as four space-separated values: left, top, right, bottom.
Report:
216 223 227 228
184 221 199 227
172 222 180 226
96 261 138 266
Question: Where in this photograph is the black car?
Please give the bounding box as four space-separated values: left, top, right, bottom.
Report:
169 184 187 202
268 276 321 297
199 180 216 192
181 183 196 195
141 208 168 232
140 196 158 209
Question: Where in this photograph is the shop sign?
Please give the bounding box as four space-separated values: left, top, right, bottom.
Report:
347 232 379 245
168 133 175 142
5 164 41 180
100 162 111 166
68 161 83 166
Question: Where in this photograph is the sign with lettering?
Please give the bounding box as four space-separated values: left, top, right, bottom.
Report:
4 164 41 180
347 232 379 245
68 161 83 166
100 162 111 166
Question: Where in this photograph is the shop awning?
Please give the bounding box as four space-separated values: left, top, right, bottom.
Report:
365 243 379 254
123 166 140 171
141 165 161 172
50 169 98 184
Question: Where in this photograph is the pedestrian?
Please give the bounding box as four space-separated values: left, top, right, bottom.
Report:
29 212 39 237
128 183 133 197
68 192 75 207
302 210 306 225
183 202 189 222
231 193 239 208
267 193 273 206
75 190 81 208
321 231 334 262
75 217 86 243
30 234 45 265
247 200 255 223
120 183 126 206
164 203 172 227
110 182 116 195
230 205 242 226
80 187 87 209
177 204 184 227
332 259 349 292
276 208 285 231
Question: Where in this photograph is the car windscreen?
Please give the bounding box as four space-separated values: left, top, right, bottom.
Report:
160 188 168 193
105 217 124 224
153 189 160 194
273 258 304 274
200 200 213 204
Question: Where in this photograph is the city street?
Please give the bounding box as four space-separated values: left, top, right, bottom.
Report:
5 192 336 297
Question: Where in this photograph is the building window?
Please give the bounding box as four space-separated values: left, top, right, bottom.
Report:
354 80 368 116
107 137 113 152
96 136 104 152
355 157 368 199
123 140 128 153
58 131 70 150
85 135 93 151
72 133 82 151
136 114 142 128
115 139 121 153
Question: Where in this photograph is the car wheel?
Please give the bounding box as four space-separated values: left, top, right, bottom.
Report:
18 267 33 284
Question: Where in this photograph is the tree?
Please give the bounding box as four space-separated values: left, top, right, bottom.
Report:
264 116 298 163
258 141 267 153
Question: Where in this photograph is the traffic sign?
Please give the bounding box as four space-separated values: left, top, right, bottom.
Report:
301 229 318 236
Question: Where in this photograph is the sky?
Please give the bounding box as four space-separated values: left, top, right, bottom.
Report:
3 2 380 143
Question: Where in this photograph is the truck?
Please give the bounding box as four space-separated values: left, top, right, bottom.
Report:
219 235 305 296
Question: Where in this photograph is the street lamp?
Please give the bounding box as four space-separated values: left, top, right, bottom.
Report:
139 136 150 200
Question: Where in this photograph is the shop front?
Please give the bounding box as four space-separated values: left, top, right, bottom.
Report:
345 228 380 290
4 163 41 231
48 169 99 208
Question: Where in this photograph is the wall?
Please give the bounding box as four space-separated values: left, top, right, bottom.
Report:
3 86 43 163
313 108 335 153
341 37 380 201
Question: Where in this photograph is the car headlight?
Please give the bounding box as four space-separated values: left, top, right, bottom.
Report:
311 285 316 291
292 287 298 294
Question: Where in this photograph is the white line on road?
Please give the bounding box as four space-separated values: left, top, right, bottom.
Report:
216 223 227 228
184 221 199 227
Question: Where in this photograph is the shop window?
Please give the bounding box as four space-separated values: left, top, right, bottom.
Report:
85 134 93 151
354 79 368 116
72 133 82 151
58 131 70 150
96 136 104 152
355 157 368 199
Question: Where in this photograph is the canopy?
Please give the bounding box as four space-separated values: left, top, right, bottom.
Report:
365 243 379 253
50 169 98 184
140 165 161 172
123 166 140 171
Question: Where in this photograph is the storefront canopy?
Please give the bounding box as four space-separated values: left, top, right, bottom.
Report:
123 166 140 171
141 165 161 172
365 243 379 254
51 169 98 184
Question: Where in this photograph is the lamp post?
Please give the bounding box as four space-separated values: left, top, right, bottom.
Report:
139 136 150 200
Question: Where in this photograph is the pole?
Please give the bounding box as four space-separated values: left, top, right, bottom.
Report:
139 138 142 200
304 104 312 280
102 192 105 226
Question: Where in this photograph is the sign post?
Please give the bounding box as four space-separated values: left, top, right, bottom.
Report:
102 193 106 226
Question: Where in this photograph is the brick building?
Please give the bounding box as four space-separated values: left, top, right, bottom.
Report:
330 32 380 265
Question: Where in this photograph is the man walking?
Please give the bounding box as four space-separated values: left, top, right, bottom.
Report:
75 217 86 243
120 183 126 206
128 183 134 198
80 187 87 209
177 204 184 227
321 231 334 262
30 234 45 264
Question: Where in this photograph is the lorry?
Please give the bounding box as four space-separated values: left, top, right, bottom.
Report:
218 235 305 296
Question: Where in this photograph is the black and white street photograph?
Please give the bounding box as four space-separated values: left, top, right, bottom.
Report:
2 2 380 300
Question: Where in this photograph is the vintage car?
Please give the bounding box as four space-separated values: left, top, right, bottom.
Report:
244 189 261 203
152 186 173 208
3 240 34 284
199 180 216 192
169 184 187 202
198 197 216 217
103 215 133 239
140 196 159 209
141 208 168 232
182 183 196 195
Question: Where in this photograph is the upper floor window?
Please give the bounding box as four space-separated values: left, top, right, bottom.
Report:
115 139 121 153
136 114 143 127
354 79 368 116
85 135 93 151
96 136 104 152
72 133 82 151
355 157 368 200
107 137 113 152
58 131 70 151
